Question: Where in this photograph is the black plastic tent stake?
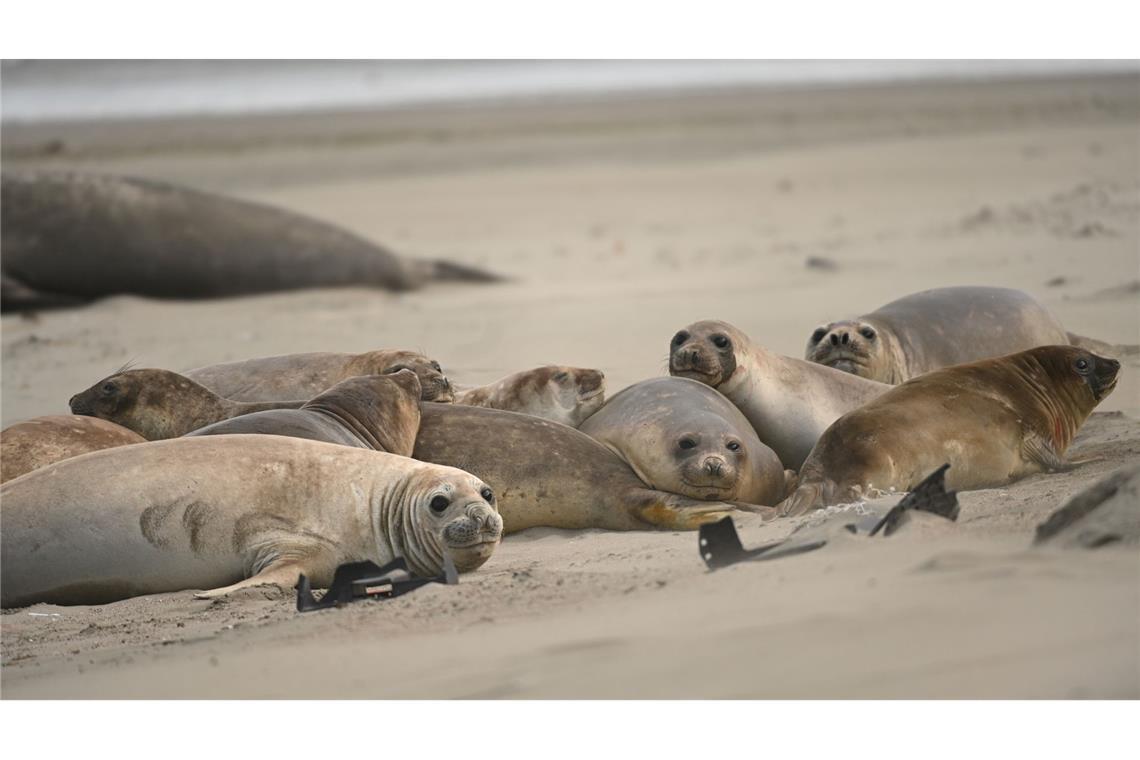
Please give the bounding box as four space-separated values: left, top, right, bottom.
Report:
699 517 827 570
868 463 959 537
296 553 458 612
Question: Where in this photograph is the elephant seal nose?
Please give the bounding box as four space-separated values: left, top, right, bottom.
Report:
704 457 725 476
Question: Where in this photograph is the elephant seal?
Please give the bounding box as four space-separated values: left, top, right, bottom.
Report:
1 415 145 483
804 286 1072 383
669 320 890 469
1 170 501 312
185 348 453 403
0 435 502 607
187 370 422 454
579 377 792 506
413 403 743 534
779 345 1121 516
453 365 606 427
69 368 304 440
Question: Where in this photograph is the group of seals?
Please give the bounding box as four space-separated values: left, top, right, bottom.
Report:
0 435 503 607
1 170 501 312
804 286 1092 383
69 367 304 440
453 365 606 427
669 320 889 469
779 346 1120 514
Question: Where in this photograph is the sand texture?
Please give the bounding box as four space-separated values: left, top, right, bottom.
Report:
2 73 1138 698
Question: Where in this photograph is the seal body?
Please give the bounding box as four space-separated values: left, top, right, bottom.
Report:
579 377 790 505
69 368 303 440
0 170 500 311
805 286 1071 383
1 415 145 483
185 349 453 403
453 365 606 427
187 370 422 455
669 320 890 469
1 435 502 607
780 346 1121 515
413 403 741 534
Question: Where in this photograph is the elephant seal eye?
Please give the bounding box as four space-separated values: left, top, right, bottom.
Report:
429 495 450 513
860 327 877 340
431 362 442 371
672 331 690 346
1075 358 1090 373
810 328 827 344
480 487 494 502
678 437 697 450
101 382 117 394
726 441 741 452
712 335 730 349
553 372 569 383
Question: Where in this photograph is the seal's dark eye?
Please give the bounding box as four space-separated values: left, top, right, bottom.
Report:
1075 358 1091 374
101 382 117 395
480 487 494 502
385 365 410 375
431 362 441 372
429 495 450 513
860 327 876 340
672 331 690 346
553 371 569 383
712 335 730 349
811 328 827 344
678 437 697 450
726 441 741 452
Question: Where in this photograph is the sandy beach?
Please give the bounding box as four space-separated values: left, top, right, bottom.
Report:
2 71 1138 698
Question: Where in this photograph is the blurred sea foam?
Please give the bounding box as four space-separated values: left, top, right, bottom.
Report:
3 59 1136 124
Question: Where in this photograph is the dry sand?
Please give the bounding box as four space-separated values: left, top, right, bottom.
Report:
2 73 1139 698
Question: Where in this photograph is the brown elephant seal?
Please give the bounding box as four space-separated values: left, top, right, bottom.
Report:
413 403 744 534
0 435 502 607
779 346 1121 516
185 348 453 403
187 370 422 454
669 320 890 469
69 368 304 440
804 286 1073 383
579 377 792 506
453 365 606 427
1 415 145 483
0 170 501 312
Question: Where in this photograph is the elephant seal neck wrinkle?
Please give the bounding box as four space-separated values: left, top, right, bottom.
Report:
306 403 383 451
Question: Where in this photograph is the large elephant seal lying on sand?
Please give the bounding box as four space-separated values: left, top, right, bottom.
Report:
70 367 304 440
779 346 1121 515
1 415 145 483
413 404 741 534
187 370 422 454
0 170 500 311
1 435 502 607
669 320 889 469
804 286 1074 383
453 365 606 427
579 377 791 506
185 348 453 403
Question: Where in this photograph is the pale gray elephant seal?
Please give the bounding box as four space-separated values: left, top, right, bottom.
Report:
187 370 422 455
413 403 743 534
669 320 890 469
804 286 1073 383
0 435 502 607
0 170 501 312
69 367 304 440
453 365 605 427
579 377 792 507
779 346 1121 515
185 348 453 403
1 415 145 484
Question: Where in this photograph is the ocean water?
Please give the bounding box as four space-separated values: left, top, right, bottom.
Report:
2 59 1135 124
